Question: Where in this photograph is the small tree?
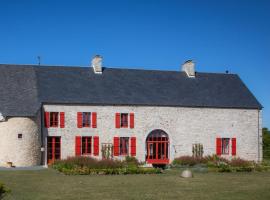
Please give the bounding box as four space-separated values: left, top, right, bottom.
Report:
0 182 10 199
263 128 270 160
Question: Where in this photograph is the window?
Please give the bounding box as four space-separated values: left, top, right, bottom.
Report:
82 137 92 155
77 112 97 128
120 137 129 155
50 112 59 127
18 134 23 139
121 113 128 128
44 112 64 128
221 138 230 155
75 136 99 156
82 112 91 127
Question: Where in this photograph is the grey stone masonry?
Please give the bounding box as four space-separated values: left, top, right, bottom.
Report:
43 104 262 164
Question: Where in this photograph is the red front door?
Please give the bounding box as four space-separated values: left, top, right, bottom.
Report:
146 130 169 164
47 137 61 164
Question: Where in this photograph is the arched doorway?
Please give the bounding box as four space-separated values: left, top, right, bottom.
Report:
146 129 169 164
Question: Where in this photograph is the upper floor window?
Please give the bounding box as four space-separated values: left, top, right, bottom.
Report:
115 113 134 128
82 112 91 127
121 113 128 128
77 112 97 128
44 112 65 128
50 112 59 127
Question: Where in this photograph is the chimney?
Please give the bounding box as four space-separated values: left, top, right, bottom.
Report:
91 55 103 74
182 60 195 78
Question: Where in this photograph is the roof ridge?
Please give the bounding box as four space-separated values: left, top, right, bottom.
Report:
0 63 236 75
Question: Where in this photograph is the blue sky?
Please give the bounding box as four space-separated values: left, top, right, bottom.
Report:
0 0 269 127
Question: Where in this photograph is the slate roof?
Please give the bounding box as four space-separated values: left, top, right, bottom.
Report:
0 64 262 117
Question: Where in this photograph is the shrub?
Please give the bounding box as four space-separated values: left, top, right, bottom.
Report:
0 182 10 199
218 164 232 172
172 156 207 166
53 156 124 170
230 158 252 167
124 156 140 167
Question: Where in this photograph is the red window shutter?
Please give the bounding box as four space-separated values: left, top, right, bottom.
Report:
60 112 65 128
75 136 82 156
232 138 236 156
77 112 82 128
216 138 222 156
115 113 120 128
44 112 50 128
130 137 136 156
92 112 97 128
93 136 99 156
114 137 120 156
130 113 134 129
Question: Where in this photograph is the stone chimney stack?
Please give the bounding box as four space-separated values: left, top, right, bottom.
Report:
91 55 103 74
182 60 195 78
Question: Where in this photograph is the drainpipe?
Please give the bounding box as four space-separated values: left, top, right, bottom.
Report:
40 106 44 165
258 109 261 162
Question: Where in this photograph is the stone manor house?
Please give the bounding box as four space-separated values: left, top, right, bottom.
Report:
0 57 263 167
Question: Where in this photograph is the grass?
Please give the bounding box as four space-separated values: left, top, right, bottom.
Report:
0 169 270 200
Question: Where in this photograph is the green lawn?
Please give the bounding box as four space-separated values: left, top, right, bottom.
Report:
1 169 270 200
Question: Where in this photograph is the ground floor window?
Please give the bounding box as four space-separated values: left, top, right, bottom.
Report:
47 136 61 164
145 130 169 164
82 136 92 155
221 138 230 155
113 137 136 156
120 137 129 155
75 136 99 156
216 137 236 156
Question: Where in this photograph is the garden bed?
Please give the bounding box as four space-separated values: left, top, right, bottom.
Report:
51 156 162 175
172 155 270 173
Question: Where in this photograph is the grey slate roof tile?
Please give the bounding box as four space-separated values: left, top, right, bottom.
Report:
0 64 262 117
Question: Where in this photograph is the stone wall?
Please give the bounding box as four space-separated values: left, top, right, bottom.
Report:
43 105 262 164
0 116 41 167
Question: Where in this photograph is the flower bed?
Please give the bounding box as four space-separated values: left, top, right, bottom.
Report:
51 156 162 175
172 155 270 172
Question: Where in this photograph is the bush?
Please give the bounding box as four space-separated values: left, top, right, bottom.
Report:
230 158 252 167
124 156 140 167
0 182 10 199
172 156 207 166
217 163 232 172
53 156 124 170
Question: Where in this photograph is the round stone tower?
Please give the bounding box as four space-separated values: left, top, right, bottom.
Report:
0 117 41 167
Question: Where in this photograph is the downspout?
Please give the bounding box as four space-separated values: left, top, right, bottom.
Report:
258 109 261 162
40 105 44 165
